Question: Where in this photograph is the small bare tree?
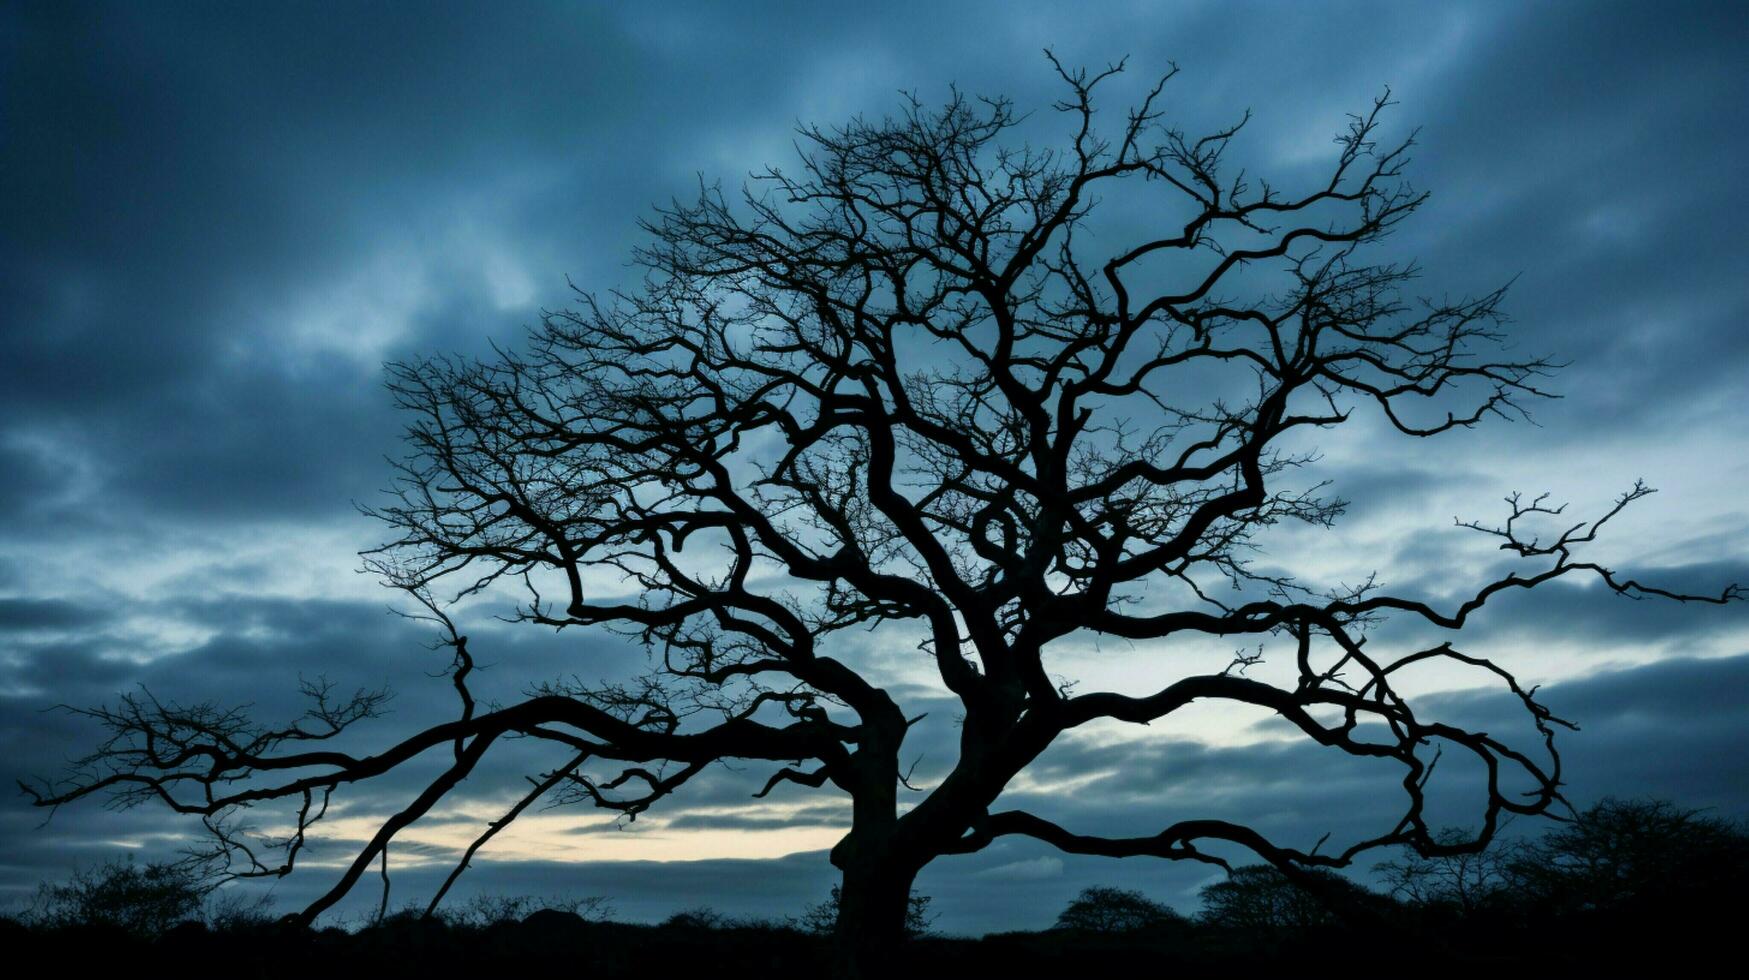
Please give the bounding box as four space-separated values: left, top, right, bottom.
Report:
22 56 1738 977
24 857 212 936
1374 825 1524 914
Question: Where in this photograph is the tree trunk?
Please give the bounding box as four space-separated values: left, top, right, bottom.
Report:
831 848 920 979
827 706 916 979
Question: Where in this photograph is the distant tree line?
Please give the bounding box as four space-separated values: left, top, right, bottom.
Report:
5 797 1742 974
1042 796 1747 969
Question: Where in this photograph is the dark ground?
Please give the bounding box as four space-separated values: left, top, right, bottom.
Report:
3 900 1732 979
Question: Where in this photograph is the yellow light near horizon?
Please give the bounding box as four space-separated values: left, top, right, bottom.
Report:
271 805 850 871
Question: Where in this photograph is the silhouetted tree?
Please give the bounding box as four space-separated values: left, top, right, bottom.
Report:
1196 865 1364 933
22 55 1740 978
1053 885 1184 933
1508 797 1749 920
1373 825 1524 915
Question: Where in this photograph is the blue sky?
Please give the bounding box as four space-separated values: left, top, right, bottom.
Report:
2 1 1746 935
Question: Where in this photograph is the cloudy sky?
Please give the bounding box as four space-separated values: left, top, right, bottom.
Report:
2 1 1745 934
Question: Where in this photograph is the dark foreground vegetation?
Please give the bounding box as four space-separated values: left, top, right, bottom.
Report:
7 798 1743 977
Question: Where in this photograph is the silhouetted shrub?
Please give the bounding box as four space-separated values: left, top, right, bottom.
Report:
662 906 727 930
205 888 277 932
1053 886 1186 934
27 857 210 936
437 892 613 928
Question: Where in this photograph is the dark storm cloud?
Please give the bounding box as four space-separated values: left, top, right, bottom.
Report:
1393 5 1749 432
0 1 823 527
2 0 1745 938
4 4 596 523
0 598 105 632
3 0 1744 530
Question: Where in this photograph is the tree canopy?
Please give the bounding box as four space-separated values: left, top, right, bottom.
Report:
1054 885 1185 934
22 55 1740 977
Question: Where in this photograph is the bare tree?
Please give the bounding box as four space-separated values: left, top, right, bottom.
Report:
1374 825 1525 915
21 56 1740 977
